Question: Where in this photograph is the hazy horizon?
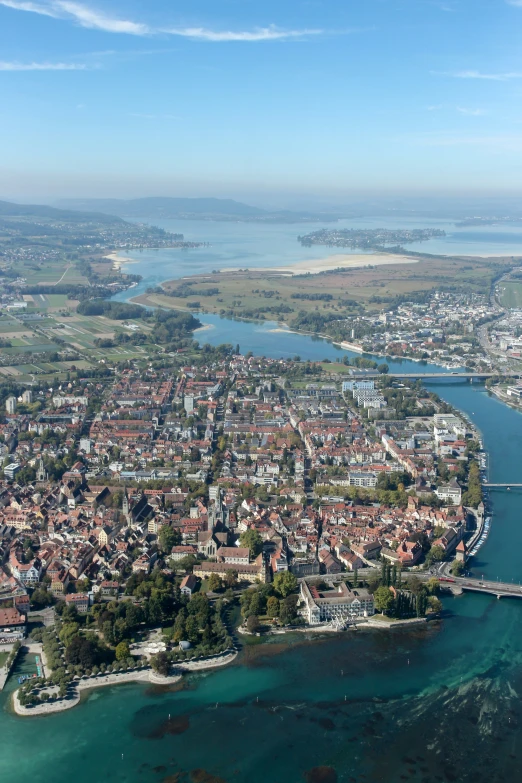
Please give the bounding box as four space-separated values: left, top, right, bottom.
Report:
3 192 522 218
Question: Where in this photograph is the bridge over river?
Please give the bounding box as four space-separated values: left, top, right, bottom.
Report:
320 570 522 600
352 371 507 380
483 483 522 489
438 576 522 599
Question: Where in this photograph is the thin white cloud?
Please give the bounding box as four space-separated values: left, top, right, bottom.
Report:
163 26 321 41
0 0 149 31
506 1 522 6
433 69 522 81
0 0 59 16
56 1 148 34
0 0 323 40
457 107 486 116
0 60 88 70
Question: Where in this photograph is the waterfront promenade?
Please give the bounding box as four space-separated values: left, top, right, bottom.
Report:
11 649 238 717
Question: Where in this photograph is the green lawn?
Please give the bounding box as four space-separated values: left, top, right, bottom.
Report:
47 294 68 306
319 361 357 373
499 281 522 309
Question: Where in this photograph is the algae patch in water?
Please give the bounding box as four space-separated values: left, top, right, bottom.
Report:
190 769 228 783
304 766 338 783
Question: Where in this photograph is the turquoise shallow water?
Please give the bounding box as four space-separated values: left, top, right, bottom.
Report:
2 590 521 783
3 225 522 783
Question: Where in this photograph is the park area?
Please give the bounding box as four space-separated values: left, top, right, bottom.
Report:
498 281 522 309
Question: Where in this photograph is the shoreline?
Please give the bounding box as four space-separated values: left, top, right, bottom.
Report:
109 249 421 278
193 323 215 333
11 650 238 718
489 384 522 413
220 251 420 277
241 616 429 637
104 252 141 271
128 291 463 373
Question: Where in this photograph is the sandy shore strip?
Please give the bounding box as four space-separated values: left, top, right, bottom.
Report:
194 324 215 332
219 252 419 276
104 251 140 270
271 252 419 275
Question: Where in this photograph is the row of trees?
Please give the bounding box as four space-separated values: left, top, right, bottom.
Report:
462 461 482 508
373 585 431 618
379 561 403 588
77 299 145 319
4 640 21 674
374 588 441 618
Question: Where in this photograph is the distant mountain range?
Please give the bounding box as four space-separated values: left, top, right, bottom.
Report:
0 199 124 224
54 197 340 223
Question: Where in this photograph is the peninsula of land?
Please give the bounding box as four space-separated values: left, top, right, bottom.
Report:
0 346 488 719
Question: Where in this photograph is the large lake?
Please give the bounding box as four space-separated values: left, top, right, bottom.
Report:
114 216 522 304
3 221 522 783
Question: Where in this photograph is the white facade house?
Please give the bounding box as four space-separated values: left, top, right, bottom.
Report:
300 581 374 624
342 380 375 392
217 546 250 565
347 471 378 488
53 395 88 408
435 481 462 504
11 561 41 586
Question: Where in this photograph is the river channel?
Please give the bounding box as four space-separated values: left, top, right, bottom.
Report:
2 225 522 783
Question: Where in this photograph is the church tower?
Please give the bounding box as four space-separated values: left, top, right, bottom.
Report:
36 458 47 483
122 487 130 523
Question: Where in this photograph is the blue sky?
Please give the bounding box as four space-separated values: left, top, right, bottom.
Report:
1 0 522 203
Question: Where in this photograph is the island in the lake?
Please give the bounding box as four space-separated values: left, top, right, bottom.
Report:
297 226 446 249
